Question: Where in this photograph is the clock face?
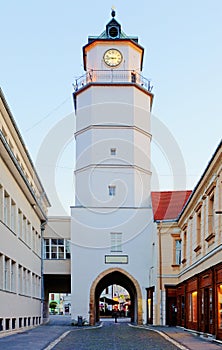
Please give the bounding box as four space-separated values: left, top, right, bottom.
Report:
103 49 123 67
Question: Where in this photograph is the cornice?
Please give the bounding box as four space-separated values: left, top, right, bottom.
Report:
75 124 152 139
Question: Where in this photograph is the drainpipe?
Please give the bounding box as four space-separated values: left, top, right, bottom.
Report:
41 220 47 323
158 221 163 325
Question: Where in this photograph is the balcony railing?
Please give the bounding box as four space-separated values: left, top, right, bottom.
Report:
73 70 153 92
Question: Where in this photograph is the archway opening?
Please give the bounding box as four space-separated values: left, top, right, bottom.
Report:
99 284 131 319
90 268 142 325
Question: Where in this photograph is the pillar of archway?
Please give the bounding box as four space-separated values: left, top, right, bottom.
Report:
89 267 143 325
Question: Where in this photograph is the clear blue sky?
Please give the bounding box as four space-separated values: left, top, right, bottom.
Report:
1 0 222 214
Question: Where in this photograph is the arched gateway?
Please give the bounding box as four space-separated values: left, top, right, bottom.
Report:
89 268 143 325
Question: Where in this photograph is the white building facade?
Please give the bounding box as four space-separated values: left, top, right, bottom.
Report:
71 11 155 325
0 89 50 332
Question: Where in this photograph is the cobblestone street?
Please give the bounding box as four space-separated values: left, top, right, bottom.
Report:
53 321 180 350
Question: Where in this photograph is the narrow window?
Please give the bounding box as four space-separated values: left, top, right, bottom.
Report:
11 200 16 233
11 260 16 292
4 191 10 225
196 210 201 246
175 240 181 265
108 185 116 196
208 194 214 234
4 257 10 291
183 231 187 262
17 210 22 238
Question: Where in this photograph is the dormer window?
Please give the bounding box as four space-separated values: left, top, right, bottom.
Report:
106 10 121 39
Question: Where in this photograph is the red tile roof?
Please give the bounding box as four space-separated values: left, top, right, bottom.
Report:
151 190 192 221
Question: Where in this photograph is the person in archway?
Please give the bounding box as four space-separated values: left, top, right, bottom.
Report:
113 309 119 323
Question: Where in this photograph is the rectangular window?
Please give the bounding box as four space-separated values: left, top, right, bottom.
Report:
43 239 70 259
208 194 214 234
0 185 3 221
18 210 22 238
11 200 16 233
110 148 116 156
11 260 16 292
18 265 23 294
4 191 10 226
0 254 3 290
110 232 122 252
22 215 26 242
108 185 116 196
4 257 10 291
183 231 187 262
196 211 201 246
27 221 31 248
175 240 182 265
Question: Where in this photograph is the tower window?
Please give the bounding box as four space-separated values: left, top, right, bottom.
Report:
110 148 116 156
110 232 122 252
108 185 116 196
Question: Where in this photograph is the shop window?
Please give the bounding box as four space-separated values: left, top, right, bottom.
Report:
218 285 222 330
201 289 204 322
181 295 185 320
209 288 213 325
147 298 152 322
188 291 197 322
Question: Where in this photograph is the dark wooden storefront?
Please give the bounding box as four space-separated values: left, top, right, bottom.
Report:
174 262 222 340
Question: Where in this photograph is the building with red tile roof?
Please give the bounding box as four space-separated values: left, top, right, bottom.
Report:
151 190 192 221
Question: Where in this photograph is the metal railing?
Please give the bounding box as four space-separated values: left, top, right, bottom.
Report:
73 70 153 92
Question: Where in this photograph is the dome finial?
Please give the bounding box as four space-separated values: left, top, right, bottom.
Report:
111 6 116 18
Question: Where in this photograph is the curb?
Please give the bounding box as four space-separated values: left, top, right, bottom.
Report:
128 324 189 350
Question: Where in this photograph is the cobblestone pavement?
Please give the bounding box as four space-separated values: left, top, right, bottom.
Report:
53 320 180 350
0 316 222 350
0 315 73 350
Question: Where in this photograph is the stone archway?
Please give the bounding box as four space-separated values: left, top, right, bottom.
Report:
89 268 143 325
